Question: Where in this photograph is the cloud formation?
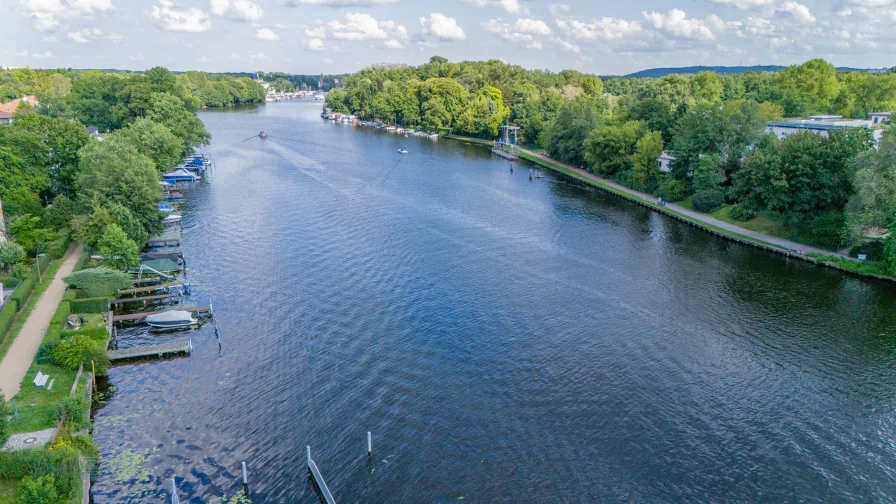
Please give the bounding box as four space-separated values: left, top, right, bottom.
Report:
151 0 212 32
419 13 466 41
210 0 263 21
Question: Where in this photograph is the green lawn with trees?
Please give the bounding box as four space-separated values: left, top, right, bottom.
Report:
331 57 896 276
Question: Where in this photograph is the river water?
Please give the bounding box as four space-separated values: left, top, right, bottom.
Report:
91 100 896 503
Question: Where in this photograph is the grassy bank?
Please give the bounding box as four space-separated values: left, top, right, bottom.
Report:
0 258 65 364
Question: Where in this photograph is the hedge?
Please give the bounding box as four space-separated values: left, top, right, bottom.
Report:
0 275 19 289
69 297 109 314
9 274 35 310
37 302 70 365
0 300 18 338
72 251 91 273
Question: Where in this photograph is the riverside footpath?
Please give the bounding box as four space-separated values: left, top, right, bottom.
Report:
0 244 82 399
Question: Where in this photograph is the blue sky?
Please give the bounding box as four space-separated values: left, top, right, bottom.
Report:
4 0 895 75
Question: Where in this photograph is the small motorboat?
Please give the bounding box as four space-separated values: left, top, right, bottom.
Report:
158 203 175 214
163 169 197 182
146 310 197 329
398 148 408 154
163 214 183 224
259 130 267 139
163 192 183 201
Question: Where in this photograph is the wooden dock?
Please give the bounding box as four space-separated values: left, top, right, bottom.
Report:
147 238 180 247
112 305 211 322
110 293 181 307
108 340 192 361
307 447 336 504
491 146 518 160
118 282 186 295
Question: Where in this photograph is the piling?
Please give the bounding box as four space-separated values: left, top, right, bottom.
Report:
170 478 180 504
242 461 249 495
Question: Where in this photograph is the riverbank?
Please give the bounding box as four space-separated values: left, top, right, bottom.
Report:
444 134 895 284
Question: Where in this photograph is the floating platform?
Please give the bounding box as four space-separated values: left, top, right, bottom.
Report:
112 305 211 322
108 340 192 361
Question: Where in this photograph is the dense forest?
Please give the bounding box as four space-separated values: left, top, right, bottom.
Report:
328 57 896 274
0 66 212 271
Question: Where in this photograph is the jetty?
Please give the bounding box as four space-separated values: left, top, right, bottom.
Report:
307 447 336 504
147 237 181 247
118 282 186 295
109 293 182 307
108 340 192 361
112 305 211 322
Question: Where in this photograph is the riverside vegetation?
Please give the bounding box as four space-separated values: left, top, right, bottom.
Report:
0 66 245 502
327 57 896 276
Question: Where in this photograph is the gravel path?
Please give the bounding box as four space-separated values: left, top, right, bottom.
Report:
0 244 83 399
2 428 57 451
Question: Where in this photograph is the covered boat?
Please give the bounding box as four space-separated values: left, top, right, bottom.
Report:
145 310 196 329
163 169 197 182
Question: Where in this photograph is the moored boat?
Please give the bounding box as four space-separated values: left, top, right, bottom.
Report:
146 310 197 329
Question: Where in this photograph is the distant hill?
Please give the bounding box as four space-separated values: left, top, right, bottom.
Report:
624 65 890 78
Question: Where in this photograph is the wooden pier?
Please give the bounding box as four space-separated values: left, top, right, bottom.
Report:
491 146 518 160
112 305 211 322
108 340 192 361
110 293 182 307
147 238 180 247
307 447 336 504
118 282 186 295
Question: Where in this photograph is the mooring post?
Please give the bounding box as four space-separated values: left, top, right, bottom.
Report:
242 461 249 495
170 478 180 504
367 432 372 455
306 446 311 468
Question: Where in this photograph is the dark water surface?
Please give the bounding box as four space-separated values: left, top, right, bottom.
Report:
92 101 896 503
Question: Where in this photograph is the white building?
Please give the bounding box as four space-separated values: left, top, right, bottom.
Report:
871 112 893 125
766 115 884 143
658 151 676 173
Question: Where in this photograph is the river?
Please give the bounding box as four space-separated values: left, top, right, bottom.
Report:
91 100 896 503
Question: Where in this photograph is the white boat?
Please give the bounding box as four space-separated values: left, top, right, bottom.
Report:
146 310 196 329
398 148 408 154
163 214 183 224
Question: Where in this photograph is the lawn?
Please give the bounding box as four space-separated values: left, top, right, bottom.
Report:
9 362 78 435
61 313 106 333
676 200 792 242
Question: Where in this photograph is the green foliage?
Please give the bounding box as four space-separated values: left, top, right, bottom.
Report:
10 274 35 308
657 176 688 202
691 189 726 213
97 223 140 269
53 334 98 371
118 117 185 171
585 120 643 176
63 267 133 298
0 393 9 446
844 128 896 245
54 395 89 430
16 475 58 504
884 229 896 276
11 263 30 280
0 243 26 267
729 204 757 222
0 301 18 338
147 92 211 149
9 215 58 255
69 297 110 314
692 153 723 192
544 97 606 167
633 131 664 187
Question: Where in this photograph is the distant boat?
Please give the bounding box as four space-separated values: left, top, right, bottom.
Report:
146 310 197 329
162 192 183 201
163 169 197 182
259 130 267 139
163 214 182 224
158 203 175 214
398 148 408 154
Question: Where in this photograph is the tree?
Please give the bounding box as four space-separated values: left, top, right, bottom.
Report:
9 215 58 255
63 267 134 297
4 114 89 195
885 227 896 276
45 194 76 231
118 118 184 171
585 120 643 176
0 242 25 270
544 97 606 167
633 131 664 187
691 72 723 103
776 59 841 115
691 153 725 212
844 128 896 244
97 223 140 269
146 92 211 149
77 135 162 240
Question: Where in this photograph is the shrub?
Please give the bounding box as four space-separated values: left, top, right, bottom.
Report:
11 263 30 280
729 204 757 222
62 267 133 298
0 447 80 499
691 189 726 213
73 251 91 273
885 227 896 276
0 393 9 446
70 297 110 314
53 334 96 371
9 274 35 309
0 300 17 334
657 176 688 202
46 237 68 260
50 302 71 328
791 212 846 250
0 243 26 268
16 475 58 504
54 396 89 430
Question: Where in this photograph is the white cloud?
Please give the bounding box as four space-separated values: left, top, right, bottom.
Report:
483 17 550 47
32 50 53 58
550 36 579 53
837 7 853 16
642 9 715 41
778 1 815 23
556 16 642 41
384 39 402 49
305 12 407 42
304 37 325 50
255 27 278 40
285 0 398 5
548 3 568 16
210 0 262 21
42 35 58 41
464 0 523 14
708 0 775 7
736 16 775 36
67 27 120 42
151 0 212 33
22 0 114 32
419 13 465 41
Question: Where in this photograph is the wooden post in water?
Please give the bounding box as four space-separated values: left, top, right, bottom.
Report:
170 478 180 504
242 461 249 495
367 432 372 455
307 446 311 468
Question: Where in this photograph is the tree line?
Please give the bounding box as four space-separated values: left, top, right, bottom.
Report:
0 66 211 273
328 57 896 274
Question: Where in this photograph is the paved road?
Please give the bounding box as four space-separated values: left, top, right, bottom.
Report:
520 149 841 257
0 244 82 399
